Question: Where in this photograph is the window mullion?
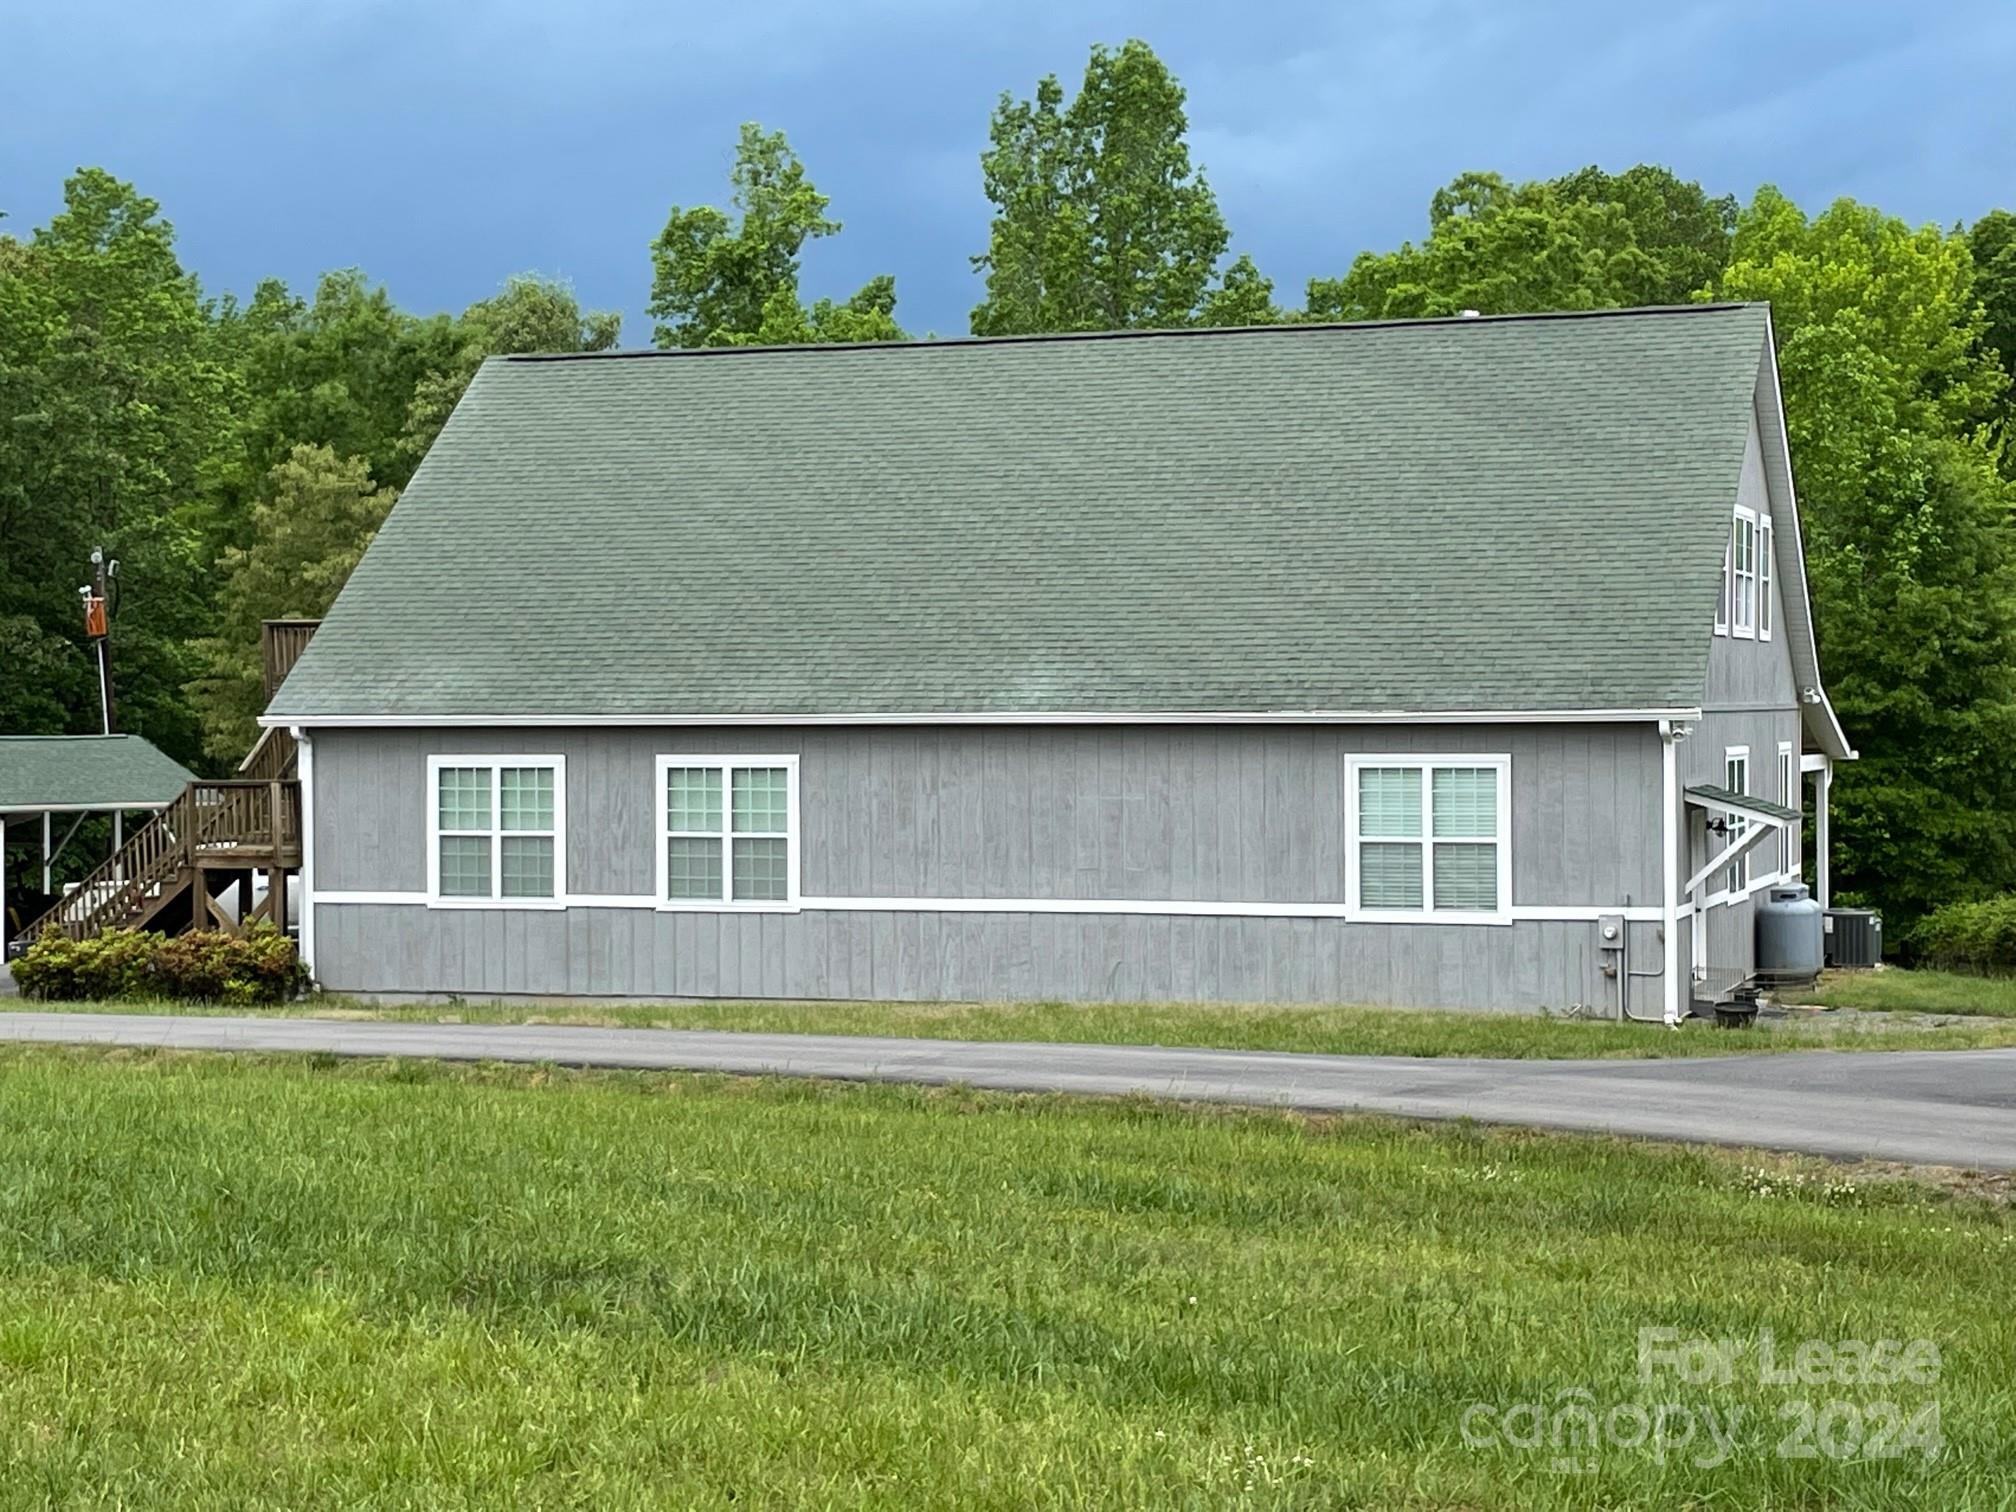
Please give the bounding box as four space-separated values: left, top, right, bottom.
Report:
1421 763 1435 915
720 763 732 904
490 763 503 901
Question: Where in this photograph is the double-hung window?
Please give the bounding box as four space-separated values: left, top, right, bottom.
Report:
656 756 799 909
1723 747 1750 895
1731 508 1758 638
1716 525 1732 635
1347 756 1510 921
1757 515 1774 639
427 755 564 905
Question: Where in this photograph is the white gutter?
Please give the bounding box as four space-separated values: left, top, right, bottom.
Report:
263 706 1705 731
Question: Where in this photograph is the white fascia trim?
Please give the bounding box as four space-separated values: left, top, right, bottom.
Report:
312 890 1661 923
1758 312 1856 761
263 707 1703 730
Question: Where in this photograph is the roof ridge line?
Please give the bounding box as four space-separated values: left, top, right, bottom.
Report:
503 302 1767 364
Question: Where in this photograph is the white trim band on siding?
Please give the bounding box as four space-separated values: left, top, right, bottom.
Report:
311 890 1663 923
262 707 1704 730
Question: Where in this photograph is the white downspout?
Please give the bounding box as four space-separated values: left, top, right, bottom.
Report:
1814 757 1832 910
294 727 316 985
1660 719 1684 1027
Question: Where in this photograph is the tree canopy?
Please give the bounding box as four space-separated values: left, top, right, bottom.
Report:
1306 167 1734 320
972 40 1269 333
647 124 903 348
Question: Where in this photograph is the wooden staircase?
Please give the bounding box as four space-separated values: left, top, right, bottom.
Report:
12 773 301 947
9 621 316 953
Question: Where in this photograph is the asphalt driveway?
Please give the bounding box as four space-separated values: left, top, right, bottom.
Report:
2 1010 2012 1169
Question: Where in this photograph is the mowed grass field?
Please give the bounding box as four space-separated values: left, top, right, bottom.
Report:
26 964 2016 1056
0 1047 2009 1507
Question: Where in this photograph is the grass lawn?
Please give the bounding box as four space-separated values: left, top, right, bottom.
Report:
1788 967 2016 1019
21 983 2016 1057
0 1048 2006 1506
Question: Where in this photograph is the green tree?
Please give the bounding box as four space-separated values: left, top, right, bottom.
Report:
1198 254 1278 327
1715 189 2016 925
1549 163 1736 304
225 269 460 501
971 40 1262 334
186 445 398 759
1306 171 1658 320
648 125 901 348
0 169 235 761
402 273 621 461
1967 208 2016 463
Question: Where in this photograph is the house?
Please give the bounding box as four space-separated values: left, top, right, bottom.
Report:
263 303 1853 1020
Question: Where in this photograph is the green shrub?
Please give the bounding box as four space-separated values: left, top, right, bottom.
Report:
10 926 158 1000
1911 895 2016 974
11 922 305 1005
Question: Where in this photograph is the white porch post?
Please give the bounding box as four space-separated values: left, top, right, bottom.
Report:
1 816 8 939
1660 719 1685 1026
42 811 51 894
1814 759 1833 909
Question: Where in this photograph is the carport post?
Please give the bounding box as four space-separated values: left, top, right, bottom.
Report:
1815 760 1832 910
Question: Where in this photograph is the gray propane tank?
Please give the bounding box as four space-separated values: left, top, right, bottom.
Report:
1756 883 1824 985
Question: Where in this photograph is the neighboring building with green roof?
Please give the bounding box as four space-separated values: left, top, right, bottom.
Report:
269 304 1852 1020
0 734 196 940
0 735 194 814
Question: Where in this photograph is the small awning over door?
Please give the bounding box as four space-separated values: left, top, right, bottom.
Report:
1684 784 1800 825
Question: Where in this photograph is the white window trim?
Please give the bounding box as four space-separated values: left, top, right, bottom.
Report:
1344 754 1512 925
653 754 801 912
424 753 567 909
1731 506 1758 640
1715 524 1732 636
1758 514 1774 641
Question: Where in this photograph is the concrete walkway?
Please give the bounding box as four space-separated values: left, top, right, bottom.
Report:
4 1010 2014 1168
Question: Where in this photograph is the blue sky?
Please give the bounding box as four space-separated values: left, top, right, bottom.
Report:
6 1 2012 341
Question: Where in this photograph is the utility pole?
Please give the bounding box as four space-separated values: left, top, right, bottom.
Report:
79 547 118 735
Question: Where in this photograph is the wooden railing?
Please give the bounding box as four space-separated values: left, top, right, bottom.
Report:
14 779 302 945
261 619 320 700
237 725 299 781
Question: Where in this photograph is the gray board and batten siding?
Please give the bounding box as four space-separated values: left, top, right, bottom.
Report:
309 722 1667 1012
1680 385 1807 992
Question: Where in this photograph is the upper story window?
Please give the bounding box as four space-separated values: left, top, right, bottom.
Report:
1758 515 1774 640
1346 756 1510 922
656 755 799 909
427 755 564 906
1718 505 1771 640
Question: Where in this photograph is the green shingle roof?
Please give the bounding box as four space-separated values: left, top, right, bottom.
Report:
0 735 195 811
270 304 1771 721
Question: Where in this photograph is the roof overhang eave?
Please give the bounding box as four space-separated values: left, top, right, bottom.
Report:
263 705 1707 730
